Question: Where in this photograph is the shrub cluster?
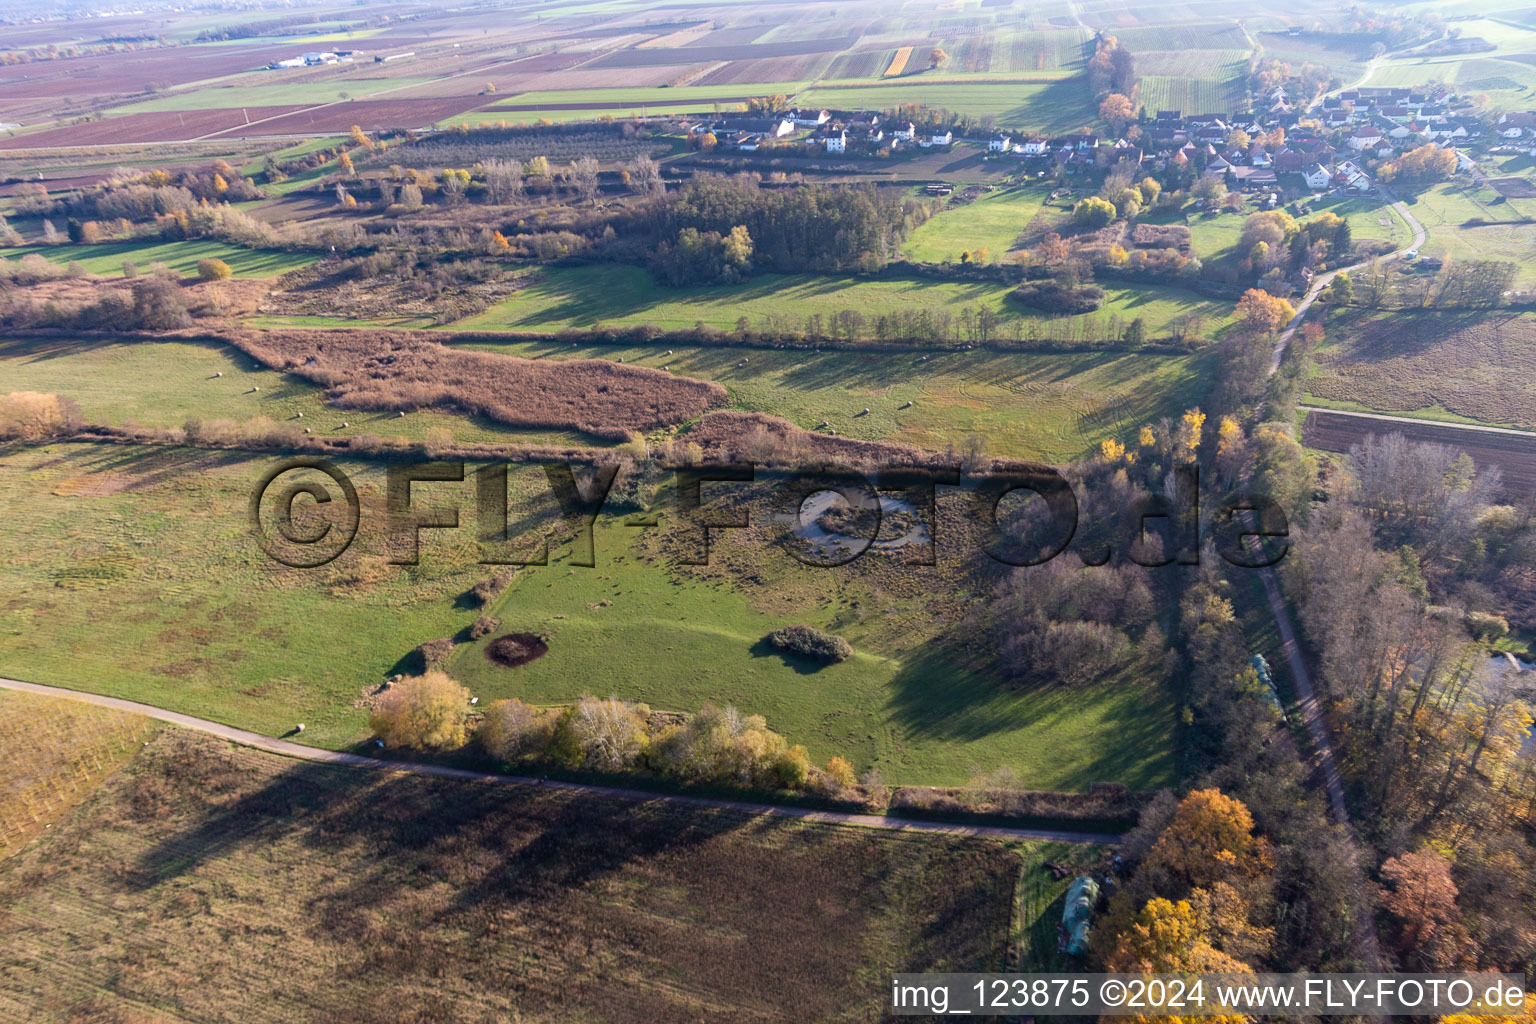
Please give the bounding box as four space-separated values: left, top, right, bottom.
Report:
476 696 817 790
228 328 727 440
366 675 846 795
0 391 83 440
765 625 854 664
1007 280 1106 314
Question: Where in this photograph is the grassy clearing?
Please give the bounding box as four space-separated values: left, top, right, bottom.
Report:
1183 210 1246 260
1184 195 1409 264
453 263 1237 339
902 187 1048 263
238 135 344 177
0 240 315 278
3 727 1039 1022
0 441 1181 790
1402 182 1536 286
447 517 1179 789
1303 195 1412 244
0 443 503 750
457 334 1218 464
0 335 597 448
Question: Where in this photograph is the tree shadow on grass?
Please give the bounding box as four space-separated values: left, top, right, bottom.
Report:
748 635 831 675
884 640 1174 789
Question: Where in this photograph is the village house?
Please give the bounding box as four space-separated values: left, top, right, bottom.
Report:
1334 159 1370 191
1347 125 1383 150
1303 162 1333 190
989 133 1013 152
1496 112 1535 138
713 116 795 138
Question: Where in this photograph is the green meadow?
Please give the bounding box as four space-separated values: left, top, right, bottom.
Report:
456 335 1217 465
798 78 1098 133
0 335 597 449
902 187 1048 263
0 240 315 278
447 520 1179 789
0 442 1179 791
454 263 1236 339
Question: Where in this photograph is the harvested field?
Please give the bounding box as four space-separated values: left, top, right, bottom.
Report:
695 53 832 84
0 44 304 101
458 64 695 95
686 26 772 48
207 97 496 137
638 21 715 48
589 35 860 67
0 691 155 859
1306 312 1536 430
825 49 895 78
0 728 1025 1023
486 632 550 668
0 107 305 150
1301 408 1536 499
1490 176 1536 198
224 327 728 439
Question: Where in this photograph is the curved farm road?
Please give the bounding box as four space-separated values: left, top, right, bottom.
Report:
0 677 1119 846
1269 189 1426 373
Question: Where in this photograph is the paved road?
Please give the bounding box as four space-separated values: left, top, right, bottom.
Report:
0 677 1120 846
1269 190 1427 374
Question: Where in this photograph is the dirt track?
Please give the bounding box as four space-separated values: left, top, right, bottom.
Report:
0 677 1121 846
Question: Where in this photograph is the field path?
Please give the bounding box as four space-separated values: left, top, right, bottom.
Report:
0 677 1119 846
1268 190 1426 373
1298 405 1536 438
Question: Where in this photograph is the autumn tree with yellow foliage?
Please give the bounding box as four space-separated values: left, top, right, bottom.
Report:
1234 288 1296 334
370 671 471 750
1099 790 1275 979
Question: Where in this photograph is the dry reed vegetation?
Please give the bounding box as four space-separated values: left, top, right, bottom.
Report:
225 328 728 440
0 691 155 859
0 728 1020 1023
